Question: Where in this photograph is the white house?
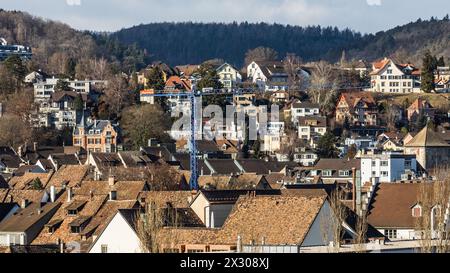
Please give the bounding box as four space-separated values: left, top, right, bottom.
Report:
360 153 417 184
247 61 288 91
89 209 143 253
216 63 242 90
189 190 239 228
293 148 318 166
367 58 421 93
290 101 320 124
297 116 327 148
367 183 446 241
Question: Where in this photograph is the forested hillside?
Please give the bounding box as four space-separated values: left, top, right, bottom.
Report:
112 22 365 67
112 17 450 67
0 9 148 74
1 9 449 70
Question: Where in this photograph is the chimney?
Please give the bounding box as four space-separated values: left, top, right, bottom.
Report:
21 199 29 209
108 175 116 186
50 186 56 203
59 240 65 254
67 187 73 203
352 167 357 212
237 235 242 253
33 142 38 152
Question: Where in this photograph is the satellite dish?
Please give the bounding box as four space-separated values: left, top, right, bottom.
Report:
0 38 7 46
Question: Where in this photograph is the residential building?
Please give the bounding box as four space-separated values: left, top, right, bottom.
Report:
158 189 380 253
73 118 120 153
247 61 288 91
297 116 327 148
270 90 289 104
367 58 421 93
137 62 178 86
216 63 242 90
0 38 32 61
36 92 87 129
164 76 192 113
290 101 320 124
139 89 155 104
293 148 318 166
89 209 142 253
34 77 106 102
360 152 418 184
435 66 450 93
367 183 440 240
335 92 378 126
0 201 61 246
404 126 450 171
407 98 436 122
306 158 360 185
233 93 255 106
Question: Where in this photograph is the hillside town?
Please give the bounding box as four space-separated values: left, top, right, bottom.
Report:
0 28 449 255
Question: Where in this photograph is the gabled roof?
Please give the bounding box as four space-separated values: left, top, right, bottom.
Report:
0 203 17 222
292 102 320 109
8 172 53 190
206 159 241 175
338 92 376 110
368 183 427 228
407 98 434 111
313 158 360 171
0 202 61 233
45 165 89 189
50 154 80 166
404 126 450 147
198 189 281 204
217 192 327 245
165 76 191 91
298 116 327 127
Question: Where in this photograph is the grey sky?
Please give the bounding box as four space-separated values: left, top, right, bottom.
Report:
1 0 449 33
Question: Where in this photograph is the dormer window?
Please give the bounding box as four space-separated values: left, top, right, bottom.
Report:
412 204 422 217
322 170 333 177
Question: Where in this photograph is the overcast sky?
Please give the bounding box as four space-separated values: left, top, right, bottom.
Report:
1 0 449 33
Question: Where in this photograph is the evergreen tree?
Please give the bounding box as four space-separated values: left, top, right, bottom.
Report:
65 57 76 79
54 79 71 92
196 64 223 90
316 131 339 158
74 94 84 111
3 55 26 90
30 178 43 190
145 67 165 90
421 52 436 93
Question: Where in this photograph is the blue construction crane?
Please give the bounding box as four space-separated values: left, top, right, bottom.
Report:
146 85 258 190
144 82 371 191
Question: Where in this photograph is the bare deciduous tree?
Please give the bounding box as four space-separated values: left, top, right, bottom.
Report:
284 53 308 94
308 61 337 114
416 167 450 253
321 188 348 253
136 201 181 253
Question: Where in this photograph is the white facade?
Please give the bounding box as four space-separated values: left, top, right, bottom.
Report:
298 125 327 148
89 211 143 253
367 59 421 94
293 151 318 166
216 63 242 90
360 153 417 183
34 78 106 101
291 103 320 123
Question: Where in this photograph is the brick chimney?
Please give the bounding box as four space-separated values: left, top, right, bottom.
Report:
21 199 29 209
108 175 116 186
